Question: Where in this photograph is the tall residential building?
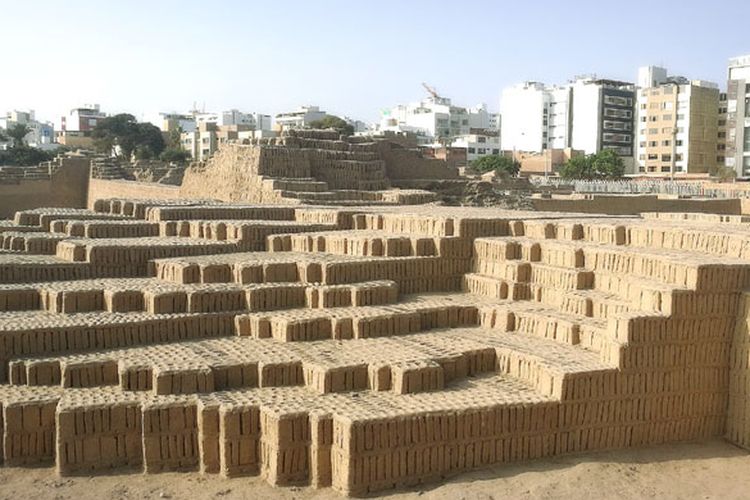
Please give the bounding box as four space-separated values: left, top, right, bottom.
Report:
635 69 720 176
500 82 571 152
380 95 496 144
570 78 635 159
725 55 750 177
501 77 633 160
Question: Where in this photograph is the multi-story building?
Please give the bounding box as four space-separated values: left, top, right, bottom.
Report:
220 110 272 130
0 110 55 150
380 95 497 144
502 77 634 162
725 55 750 177
500 82 556 152
57 104 106 148
274 106 328 131
450 129 501 163
635 68 720 176
60 105 105 132
161 113 197 133
181 122 253 161
570 78 635 161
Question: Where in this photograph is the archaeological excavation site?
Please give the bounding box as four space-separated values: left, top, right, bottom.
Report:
0 130 750 496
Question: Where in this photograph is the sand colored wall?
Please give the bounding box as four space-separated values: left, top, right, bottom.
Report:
531 194 742 215
378 142 460 180
86 178 184 209
0 158 90 218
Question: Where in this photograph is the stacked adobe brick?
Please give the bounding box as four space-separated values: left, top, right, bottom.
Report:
0 202 748 495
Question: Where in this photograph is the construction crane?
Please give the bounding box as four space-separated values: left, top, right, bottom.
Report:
422 82 442 100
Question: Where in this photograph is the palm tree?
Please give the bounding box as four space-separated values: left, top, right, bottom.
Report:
6 123 31 147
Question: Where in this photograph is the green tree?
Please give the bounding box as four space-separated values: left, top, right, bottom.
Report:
6 123 31 147
470 155 520 177
92 114 165 159
559 150 624 180
160 147 191 163
308 115 355 136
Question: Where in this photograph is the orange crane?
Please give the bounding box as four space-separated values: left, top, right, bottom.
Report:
421 82 442 100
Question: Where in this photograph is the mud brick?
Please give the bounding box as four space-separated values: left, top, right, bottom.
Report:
144 289 188 314
104 289 144 312
391 360 444 394
62 360 118 388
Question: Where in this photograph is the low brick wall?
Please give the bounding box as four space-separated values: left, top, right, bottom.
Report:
86 179 184 209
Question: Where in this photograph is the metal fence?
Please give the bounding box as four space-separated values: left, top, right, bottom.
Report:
529 178 750 199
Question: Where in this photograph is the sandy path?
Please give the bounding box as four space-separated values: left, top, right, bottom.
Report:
0 440 747 500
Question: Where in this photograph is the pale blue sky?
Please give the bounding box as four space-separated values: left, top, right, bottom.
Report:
2 0 749 125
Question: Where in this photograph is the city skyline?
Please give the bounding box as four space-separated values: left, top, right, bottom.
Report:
3 0 750 125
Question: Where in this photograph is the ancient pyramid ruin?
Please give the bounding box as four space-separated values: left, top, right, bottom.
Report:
0 199 749 495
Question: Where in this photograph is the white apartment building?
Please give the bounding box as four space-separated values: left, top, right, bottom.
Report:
380 96 497 143
275 106 328 130
61 104 105 132
0 110 55 150
220 110 273 130
500 82 570 152
450 131 501 162
725 55 750 177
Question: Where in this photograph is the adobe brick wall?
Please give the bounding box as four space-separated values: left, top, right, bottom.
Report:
87 179 184 209
0 158 90 218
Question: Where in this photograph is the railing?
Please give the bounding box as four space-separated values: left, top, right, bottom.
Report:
528 178 750 198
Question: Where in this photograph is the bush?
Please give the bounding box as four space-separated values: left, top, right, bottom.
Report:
308 115 355 136
470 155 520 176
0 146 55 166
159 147 191 163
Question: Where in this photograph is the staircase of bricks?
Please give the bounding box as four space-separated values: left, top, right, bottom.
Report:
0 200 749 495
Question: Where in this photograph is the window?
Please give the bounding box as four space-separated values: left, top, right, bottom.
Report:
676 114 685 120
641 117 647 122
649 128 659 134
477 137 486 143
719 131 727 138
663 102 674 110
640 104 647 110
492 149 499 154
647 154 658 160
662 140 671 146
639 166 646 172
661 166 671 172
639 141 647 147
603 120 632 131
604 95 632 106
718 156 725 162
661 154 672 162
468 147 475 154
604 108 632 118
650 116 658 122
603 133 631 143
639 154 645 160
719 119 727 126
662 114 673 120
478 148 486 154
649 141 658 147
676 140 683 146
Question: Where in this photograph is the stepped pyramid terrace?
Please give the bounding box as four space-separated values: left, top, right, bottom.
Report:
0 199 748 496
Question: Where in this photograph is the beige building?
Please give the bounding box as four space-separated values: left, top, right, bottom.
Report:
181 123 252 161
636 79 719 176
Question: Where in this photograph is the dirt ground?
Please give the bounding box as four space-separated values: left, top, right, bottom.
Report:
0 439 747 500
